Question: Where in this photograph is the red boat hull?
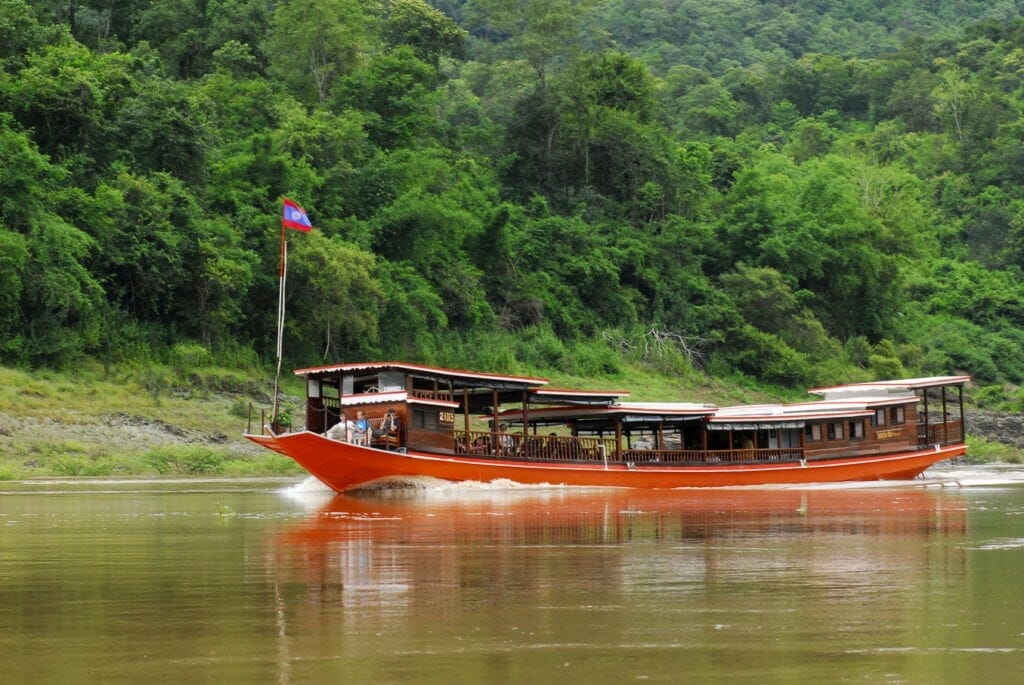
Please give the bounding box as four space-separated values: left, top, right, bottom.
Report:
246 431 965 492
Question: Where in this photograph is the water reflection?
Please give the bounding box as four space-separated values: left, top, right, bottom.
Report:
270 485 968 613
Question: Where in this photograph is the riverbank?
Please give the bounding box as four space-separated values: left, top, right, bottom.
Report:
1 363 1020 479
0 364 304 479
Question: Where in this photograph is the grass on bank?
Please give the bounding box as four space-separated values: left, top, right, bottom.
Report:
963 434 1023 464
0 362 305 480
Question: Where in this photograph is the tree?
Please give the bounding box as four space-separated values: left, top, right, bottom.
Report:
286 232 383 361
0 115 105 365
932 66 973 143
467 0 596 93
333 46 441 149
266 0 380 105
383 0 466 66
4 40 133 159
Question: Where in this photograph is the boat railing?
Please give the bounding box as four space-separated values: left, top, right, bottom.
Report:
453 430 805 465
454 430 615 462
410 389 454 402
917 419 964 446
623 447 803 465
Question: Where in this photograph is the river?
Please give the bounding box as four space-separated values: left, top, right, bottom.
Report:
1 466 1023 683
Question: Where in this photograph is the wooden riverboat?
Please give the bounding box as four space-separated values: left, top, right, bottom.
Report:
245 362 969 493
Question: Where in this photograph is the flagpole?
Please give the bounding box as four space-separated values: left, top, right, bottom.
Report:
270 198 312 433
271 222 286 430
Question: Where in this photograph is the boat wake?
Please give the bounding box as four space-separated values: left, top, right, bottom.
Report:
279 465 1024 505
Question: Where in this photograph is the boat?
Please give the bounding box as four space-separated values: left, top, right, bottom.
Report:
245 361 969 493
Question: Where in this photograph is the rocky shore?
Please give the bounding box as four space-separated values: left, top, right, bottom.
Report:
965 410 1024 449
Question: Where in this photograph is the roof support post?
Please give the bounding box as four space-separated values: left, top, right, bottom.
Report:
922 389 930 444
942 386 949 444
958 385 965 442
492 389 499 438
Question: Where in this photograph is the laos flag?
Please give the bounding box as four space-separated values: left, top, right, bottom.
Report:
281 197 313 232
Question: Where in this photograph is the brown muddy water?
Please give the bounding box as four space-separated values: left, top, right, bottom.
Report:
1 466 1023 684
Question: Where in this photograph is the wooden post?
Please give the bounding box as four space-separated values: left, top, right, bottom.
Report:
492 389 499 438
522 390 530 435
941 386 949 444
922 389 930 444
614 417 623 461
958 385 965 442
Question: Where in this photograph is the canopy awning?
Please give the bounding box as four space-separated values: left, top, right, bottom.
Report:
707 421 806 431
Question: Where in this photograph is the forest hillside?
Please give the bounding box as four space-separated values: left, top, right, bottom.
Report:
4 1 1024 412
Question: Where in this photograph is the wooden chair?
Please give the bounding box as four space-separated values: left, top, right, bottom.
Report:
371 417 402 450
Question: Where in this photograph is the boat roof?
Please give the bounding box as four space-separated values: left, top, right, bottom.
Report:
710 402 873 425
493 402 716 428
529 388 631 405
294 360 549 388
809 375 971 398
337 390 461 410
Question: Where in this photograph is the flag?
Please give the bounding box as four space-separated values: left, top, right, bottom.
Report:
281 197 313 232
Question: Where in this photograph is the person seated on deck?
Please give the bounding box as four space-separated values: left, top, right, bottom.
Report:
741 435 755 459
371 409 401 449
469 436 489 454
497 424 515 455
373 409 399 439
326 415 350 442
544 433 560 459
351 410 371 445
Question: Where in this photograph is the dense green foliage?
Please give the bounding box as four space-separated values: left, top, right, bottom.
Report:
4 0 1024 391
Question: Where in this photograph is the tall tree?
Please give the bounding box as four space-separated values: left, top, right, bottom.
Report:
266 0 380 105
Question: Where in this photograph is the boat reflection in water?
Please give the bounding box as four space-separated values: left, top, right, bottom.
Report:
270 480 967 610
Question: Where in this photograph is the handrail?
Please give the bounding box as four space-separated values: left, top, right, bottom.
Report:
917 419 964 446
453 431 804 465
454 430 614 462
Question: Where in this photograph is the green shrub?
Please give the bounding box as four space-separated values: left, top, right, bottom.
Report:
0 462 23 480
963 435 1024 464
229 397 252 419
869 353 904 379
170 342 214 372
565 338 621 377
223 454 304 476
144 446 223 474
51 456 114 476
974 385 1007 409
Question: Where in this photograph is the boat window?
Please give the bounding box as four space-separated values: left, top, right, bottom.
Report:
827 422 844 440
873 409 886 427
805 424 822 441
891 406 905 424
848 420 865 439
412 409 438 430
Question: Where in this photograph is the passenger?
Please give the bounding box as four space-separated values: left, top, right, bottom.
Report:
352 410 371 445
326 415 349 441
373 408 399 439
498 423 515 455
